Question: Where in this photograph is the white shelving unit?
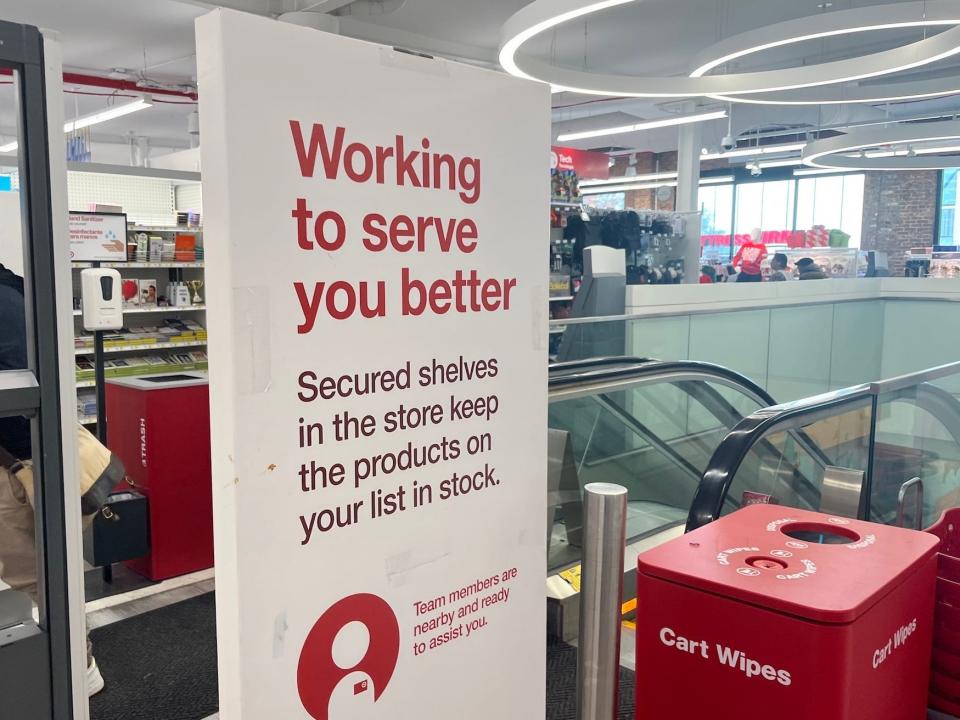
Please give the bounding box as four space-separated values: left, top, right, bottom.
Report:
72 261 204 269
69 165 206 425
73 305 206 316
75 340 207 356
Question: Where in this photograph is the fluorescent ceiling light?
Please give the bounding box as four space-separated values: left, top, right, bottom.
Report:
64 98 152 133
916 144 960 155
794 168 847 177
802 120 960 170
580 171 678 187
580 175 733 195
0 98 152 154
842 142 960 161
557 110 727 142
580 182 671 194
701 142 807 161
758 158 803 169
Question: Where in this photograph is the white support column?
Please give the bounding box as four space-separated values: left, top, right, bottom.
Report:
676 103 703 283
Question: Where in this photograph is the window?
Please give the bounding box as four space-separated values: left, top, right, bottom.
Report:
700 184 733 259
795 174 865 248
700 184 733 235
734 180 796 236
583 192 625 211
940 169 958 245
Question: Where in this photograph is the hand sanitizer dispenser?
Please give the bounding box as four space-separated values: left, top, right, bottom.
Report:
81 268 123 331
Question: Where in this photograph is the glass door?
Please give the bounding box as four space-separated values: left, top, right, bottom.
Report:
0 21 75 720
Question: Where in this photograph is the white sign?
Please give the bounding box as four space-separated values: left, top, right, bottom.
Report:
196 10 549 720
68 212 127 262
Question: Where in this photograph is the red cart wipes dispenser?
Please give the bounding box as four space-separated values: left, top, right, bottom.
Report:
635 505 939 720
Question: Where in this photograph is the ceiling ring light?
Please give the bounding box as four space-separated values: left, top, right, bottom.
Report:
802 120 960 170
499 0 960 98
690 0 960 105
697 77 960 106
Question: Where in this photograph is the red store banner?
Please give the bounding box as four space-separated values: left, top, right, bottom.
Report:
551 145 610 181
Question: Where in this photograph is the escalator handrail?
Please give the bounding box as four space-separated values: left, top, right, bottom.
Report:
687 363 960 532
549 356 777 408
869 360 960 394
686 384 876 532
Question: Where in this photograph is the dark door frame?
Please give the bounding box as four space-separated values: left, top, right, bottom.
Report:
0 20 74 720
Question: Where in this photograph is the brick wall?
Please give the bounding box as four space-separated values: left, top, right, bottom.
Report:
609 151 677 210
860 170 939 275
608 151 729 212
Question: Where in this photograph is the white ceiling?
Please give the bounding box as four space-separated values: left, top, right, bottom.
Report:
0 0 958 159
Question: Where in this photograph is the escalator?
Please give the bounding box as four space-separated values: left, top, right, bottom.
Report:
688 361 960 533
547 359 960 640
546 357 777 639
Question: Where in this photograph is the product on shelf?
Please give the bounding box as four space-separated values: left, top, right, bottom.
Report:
149 236 163 263
139 278 158 307
121 278 140 307
175 234 197 261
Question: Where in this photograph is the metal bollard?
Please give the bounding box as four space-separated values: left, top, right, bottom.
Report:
578 482 628 720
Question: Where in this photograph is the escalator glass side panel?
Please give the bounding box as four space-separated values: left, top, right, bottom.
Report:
547 377 764 573
872 373 960 528
720 402 873 519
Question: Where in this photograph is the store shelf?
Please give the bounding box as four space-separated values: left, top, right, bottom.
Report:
76 379 96 388
549 326 567 335
66 161 200 183
549 296 575 302
131 226 202 233
75 340 207 356
73 305 206 316
78 415 97 426
72 261 204 269
551 200 581 208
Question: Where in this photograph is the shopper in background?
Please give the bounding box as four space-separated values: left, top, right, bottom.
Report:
699 265 716 284
731 227 767 282
0 264 105 696
770 253 793 281
796 257 828 280
725 263 738 283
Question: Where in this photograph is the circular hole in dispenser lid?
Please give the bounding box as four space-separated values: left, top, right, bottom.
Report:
746 556 788 571
781 521 861 545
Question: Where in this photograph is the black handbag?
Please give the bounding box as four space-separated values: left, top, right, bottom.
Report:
83 491 150 567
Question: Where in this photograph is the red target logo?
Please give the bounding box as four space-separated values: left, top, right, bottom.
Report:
297 593 400 720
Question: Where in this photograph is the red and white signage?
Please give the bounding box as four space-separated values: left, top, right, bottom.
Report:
68 212 127 262
550 145 610 180
197 10 548 720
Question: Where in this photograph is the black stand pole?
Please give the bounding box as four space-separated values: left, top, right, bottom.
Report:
89 260 113 583
94 330 106 442
93 330 113 583
94 328 112 584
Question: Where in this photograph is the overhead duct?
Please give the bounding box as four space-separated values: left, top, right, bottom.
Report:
277 11 341 33
334 0 406 17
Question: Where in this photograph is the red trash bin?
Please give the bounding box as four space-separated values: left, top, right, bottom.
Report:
106 373 213 580
635 504 939 720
